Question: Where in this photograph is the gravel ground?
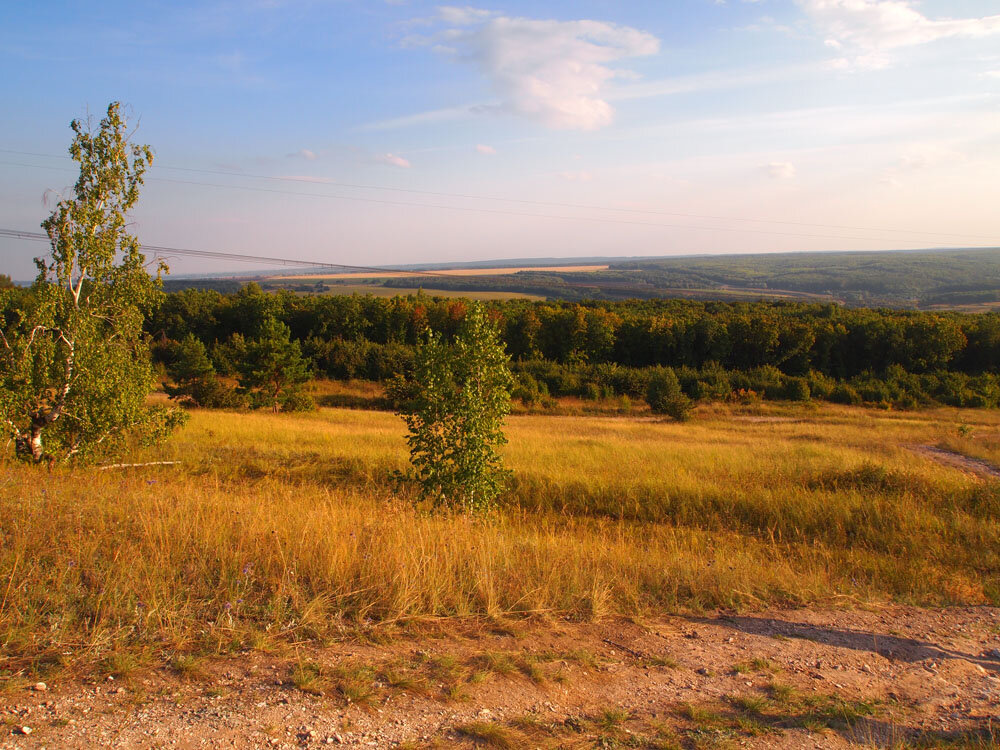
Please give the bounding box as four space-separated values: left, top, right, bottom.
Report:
3 605 999 749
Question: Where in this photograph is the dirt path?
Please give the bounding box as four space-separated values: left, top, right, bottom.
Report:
907 444 1000 480
3 606 1000 749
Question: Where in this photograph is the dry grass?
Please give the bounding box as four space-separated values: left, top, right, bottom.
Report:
2 402 1000 677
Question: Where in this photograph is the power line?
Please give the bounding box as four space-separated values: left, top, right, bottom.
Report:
0 158 896 244
1 148 996 245
0 228 452 278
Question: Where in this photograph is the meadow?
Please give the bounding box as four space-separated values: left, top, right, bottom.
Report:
2 401 1000 680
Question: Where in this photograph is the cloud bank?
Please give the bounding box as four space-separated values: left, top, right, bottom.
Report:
799 0 1000 68
424 7 659 130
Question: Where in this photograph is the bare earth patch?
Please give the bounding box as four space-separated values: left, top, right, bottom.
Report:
4 606 999 748
906 444 1000 480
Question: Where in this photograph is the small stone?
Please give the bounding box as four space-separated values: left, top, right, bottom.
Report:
861 664 872 674
696 668 711 676
33 682 47 692
15 726 32 736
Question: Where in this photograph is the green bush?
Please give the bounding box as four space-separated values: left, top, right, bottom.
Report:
646 367 692 421
829 383 862 405
783 377 811 402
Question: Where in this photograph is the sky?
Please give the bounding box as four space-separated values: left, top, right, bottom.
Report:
1 0 999 279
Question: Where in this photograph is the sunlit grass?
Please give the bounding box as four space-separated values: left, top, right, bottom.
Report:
2 402 1000 675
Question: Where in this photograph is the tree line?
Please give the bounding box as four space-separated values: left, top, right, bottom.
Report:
131 284 1000 410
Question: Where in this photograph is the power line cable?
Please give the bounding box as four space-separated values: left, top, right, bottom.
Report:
0 228 453 277
1 148 996 244
3 159 993 247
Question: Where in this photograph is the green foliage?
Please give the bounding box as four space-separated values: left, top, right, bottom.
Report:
646 367 692 421
164 334 242 409
147 290 1000 411
391 303 514 512
0 102 184 464
0 274 14 289
232 316 313 412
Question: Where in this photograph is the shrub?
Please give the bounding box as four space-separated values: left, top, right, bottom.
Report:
828 384 862 405
512 372 547 406
646 367 692 421
165 334 242 409
782 376 811 402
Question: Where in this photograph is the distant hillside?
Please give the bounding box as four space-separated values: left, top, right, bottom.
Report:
167 247 1000 310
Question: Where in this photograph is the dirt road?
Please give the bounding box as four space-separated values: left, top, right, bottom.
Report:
4 606 999 748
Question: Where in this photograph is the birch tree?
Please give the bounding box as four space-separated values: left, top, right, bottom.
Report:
0 102 183 464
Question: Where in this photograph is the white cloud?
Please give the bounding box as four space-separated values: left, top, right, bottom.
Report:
289 148 317 160
983 70 1000 79
799 0 1000 68
765 161 797 179
421 9 659 130
437 6 495 25
377 153 412 168
475 144 496 155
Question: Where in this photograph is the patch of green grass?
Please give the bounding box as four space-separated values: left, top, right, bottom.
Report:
455 721 521 748
767 681 797 704
677 702 722 727
102 650 145 678
735 716 775 736
733 657 778 674
726 694 769 715
379 667 430 695
291 661 325 695
475 651 518 676
332 663 376 706
565 649 600 670
598 707 631 730
169 654 206 681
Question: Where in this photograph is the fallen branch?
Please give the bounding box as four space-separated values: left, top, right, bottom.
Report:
97 461 181 471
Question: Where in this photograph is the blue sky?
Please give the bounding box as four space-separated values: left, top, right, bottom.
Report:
1 0 999 278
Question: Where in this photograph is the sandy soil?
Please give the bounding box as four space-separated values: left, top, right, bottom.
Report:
4 606 999 749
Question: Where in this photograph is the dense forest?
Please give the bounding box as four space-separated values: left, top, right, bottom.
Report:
140 285 1000 410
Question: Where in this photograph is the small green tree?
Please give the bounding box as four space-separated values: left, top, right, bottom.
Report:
0 102 184 463
0 274 14 289
232 317 313 412
391 303 513 512
646 366 692 421
164 334 242 409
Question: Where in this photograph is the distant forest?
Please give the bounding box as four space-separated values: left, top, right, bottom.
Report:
374 248 1000 308
168 247 1000 311
146 285 1000 410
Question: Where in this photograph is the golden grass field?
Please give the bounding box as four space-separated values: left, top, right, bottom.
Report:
2 402 1000 677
